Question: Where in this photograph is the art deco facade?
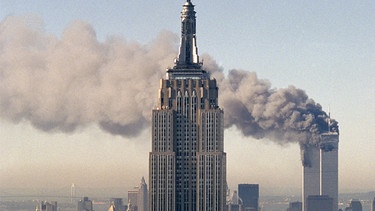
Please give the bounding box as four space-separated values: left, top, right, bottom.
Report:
149 1 226 211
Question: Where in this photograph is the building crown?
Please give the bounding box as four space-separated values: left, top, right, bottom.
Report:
175 0 201 68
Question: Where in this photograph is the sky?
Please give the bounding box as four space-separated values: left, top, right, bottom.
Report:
0 0 374 197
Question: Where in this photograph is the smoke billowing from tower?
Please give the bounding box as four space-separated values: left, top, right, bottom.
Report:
0 16 338 148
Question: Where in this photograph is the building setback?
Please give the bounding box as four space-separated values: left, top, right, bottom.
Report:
149 1 226 211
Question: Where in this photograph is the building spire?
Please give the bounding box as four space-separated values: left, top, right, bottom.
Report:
175 0 200 68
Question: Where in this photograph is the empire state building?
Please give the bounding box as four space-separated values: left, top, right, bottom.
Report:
149 1 226 211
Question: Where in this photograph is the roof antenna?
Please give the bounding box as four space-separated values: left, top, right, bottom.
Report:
328 106 331 132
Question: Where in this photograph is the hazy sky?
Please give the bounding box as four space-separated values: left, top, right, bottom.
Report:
0 0 374 196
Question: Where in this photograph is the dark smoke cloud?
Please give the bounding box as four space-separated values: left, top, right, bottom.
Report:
0 16 338 144
218 69 338 145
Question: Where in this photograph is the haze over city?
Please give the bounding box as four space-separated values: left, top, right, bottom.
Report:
0 0 374 197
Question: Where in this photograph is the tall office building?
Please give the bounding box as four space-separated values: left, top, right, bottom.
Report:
302 131 339 211
137 177 148 211
305 195 333 211
371 197 375 211
238 184 259 211
149 1 226 211
320 132 339 211
71 183 76 203
127 177 148 211
302 145 320 211
286 202 302 211
128 189 139 211
37 201 57 211
77 197 93 211
110 198 126 211
227 190 242 211
348 199 362 211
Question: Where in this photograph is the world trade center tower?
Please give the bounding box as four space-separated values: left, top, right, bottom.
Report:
149 1 227 211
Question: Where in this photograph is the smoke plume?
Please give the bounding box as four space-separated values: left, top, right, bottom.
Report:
0 16 338 144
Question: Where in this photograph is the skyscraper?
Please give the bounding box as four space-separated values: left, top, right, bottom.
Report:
71 183 76 204
149 1 226 211
37 201 57 211
302 131 339 211
77 197 93 211
238 184 259 211
126 177 148 211
110 198 126 211
319 132 339 211
137 177 148 211
286 201 302 211
128 189 139 211
227 190 242 211
348 199 362 211
305 195 333 211
302 145 320 211
371 197 375 211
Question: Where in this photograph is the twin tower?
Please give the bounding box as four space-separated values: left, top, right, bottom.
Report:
302 132 339 211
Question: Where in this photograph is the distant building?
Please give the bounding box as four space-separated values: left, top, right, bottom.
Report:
371 198 375 211
128 189 138 211
238 184 259 211
126 201 135 211
38 201 57 211
305 195 333 211
137 177 148 211
347 199 362 211
227 203 241 211
77 197 93 211
286 201 302 211
71 183 76 203
110 198 126 211
127 177 148 211
227 190 242 211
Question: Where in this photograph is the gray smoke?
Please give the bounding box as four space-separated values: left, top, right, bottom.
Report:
0 16 176 136
0 16 338 144
218 69 339 145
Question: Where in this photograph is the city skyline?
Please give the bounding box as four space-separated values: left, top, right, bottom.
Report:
0 0 374 196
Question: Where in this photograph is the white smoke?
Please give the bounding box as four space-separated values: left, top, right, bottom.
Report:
0 16 338 142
